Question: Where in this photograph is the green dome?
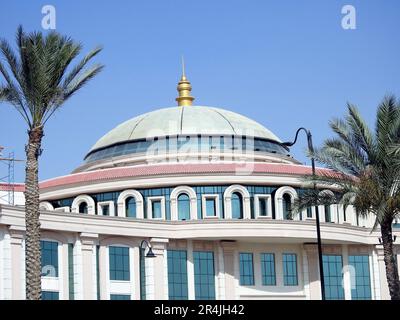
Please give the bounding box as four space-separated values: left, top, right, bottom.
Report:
89 106 282 152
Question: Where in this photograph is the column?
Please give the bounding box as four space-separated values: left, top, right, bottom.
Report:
98 245 108 300
220 240 237 300
342 245 352 300
80 232 98 300
187 240 195 299
303 243 322 300
375 245 390 300
9 226 24 300
150 238 169 300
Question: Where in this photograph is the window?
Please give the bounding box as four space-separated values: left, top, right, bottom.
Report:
205 198 216 217
239 253 254 285
323 255 344 300
68 243 74 300
150 199 163 219
261 253 276 285
307 207 313 218
259 197 269 216
140 248 146 300
42 291 59 300
282 194 292 220
167 250 188 300
202 194 219 218
110 294 131 300
41 240 58 277
109 246 130 281
125 197 136 218
349 255 372 300
283 253 298 286
79 202 88 214
325 205 331 222
194 251 215 300
101 204 110 216
178 193 190 221
231 192 243 219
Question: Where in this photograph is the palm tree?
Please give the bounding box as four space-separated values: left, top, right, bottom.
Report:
295 96 400 300
0 26 103 299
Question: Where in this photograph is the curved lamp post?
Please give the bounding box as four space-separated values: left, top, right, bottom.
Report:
140 239 156 258
282 127 326 300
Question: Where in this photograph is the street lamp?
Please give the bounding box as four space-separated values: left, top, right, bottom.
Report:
139 239 156 300
282 127 326 300
140 239 156 258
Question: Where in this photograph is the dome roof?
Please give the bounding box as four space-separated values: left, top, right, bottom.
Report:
89 106 282 152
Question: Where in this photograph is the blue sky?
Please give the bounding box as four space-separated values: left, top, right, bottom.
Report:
0 0 399 182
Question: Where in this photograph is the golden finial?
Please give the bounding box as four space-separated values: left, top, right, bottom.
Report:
176 57 194 106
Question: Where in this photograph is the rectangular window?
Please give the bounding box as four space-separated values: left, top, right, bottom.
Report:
194 251 215 300
42 291 59 300
168 250 188 300
258 198 269 216
323 255 345 300
261 253 276 286
283 253 298 286
109 246 130 281
68 243 74 300
41 240 58 277
152 200 162 219
101 204 110 216
205 198 216 217
307 207 313 218
110 294 131 300
349 255 372 300
239 253 254 286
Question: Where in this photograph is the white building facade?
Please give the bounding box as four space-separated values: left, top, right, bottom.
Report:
0 74 398 300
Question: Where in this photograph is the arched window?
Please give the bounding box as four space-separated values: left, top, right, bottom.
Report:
282 194 292 220
178 193 190 221
79 202 88 214
231 192 243 219
324 205 331 222
125 197 136 218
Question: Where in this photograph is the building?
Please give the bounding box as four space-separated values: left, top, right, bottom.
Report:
0 71 397 300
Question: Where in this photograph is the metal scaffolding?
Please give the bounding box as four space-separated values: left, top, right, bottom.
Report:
0 146 24 205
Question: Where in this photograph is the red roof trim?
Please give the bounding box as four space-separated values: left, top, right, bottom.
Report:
0 183 25 192
39 163 332 190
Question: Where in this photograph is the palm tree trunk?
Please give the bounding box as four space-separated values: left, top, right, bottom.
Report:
381 218 400 300
24 126 43 300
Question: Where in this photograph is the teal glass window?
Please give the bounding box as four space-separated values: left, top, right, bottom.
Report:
79 202 88 214
261 253 276 285
239 253 254 285
178 193 190 220
205 198 216 217
68 243 74 300
259 197 269 216
231 192 243 219
323 255 344 300
42 291 59 300
194 251 215 300
349 255 372 300
41 240 58 277
283 253 298 286
109 246 130 281
152 200 162 219
140 248 146 300
110 294 130 300
282 194 292 220
325 205 331 222
101 204 110 216
125 197 136 218
167 250 188 300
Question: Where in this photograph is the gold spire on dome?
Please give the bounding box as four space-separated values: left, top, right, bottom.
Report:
176 57 195 106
